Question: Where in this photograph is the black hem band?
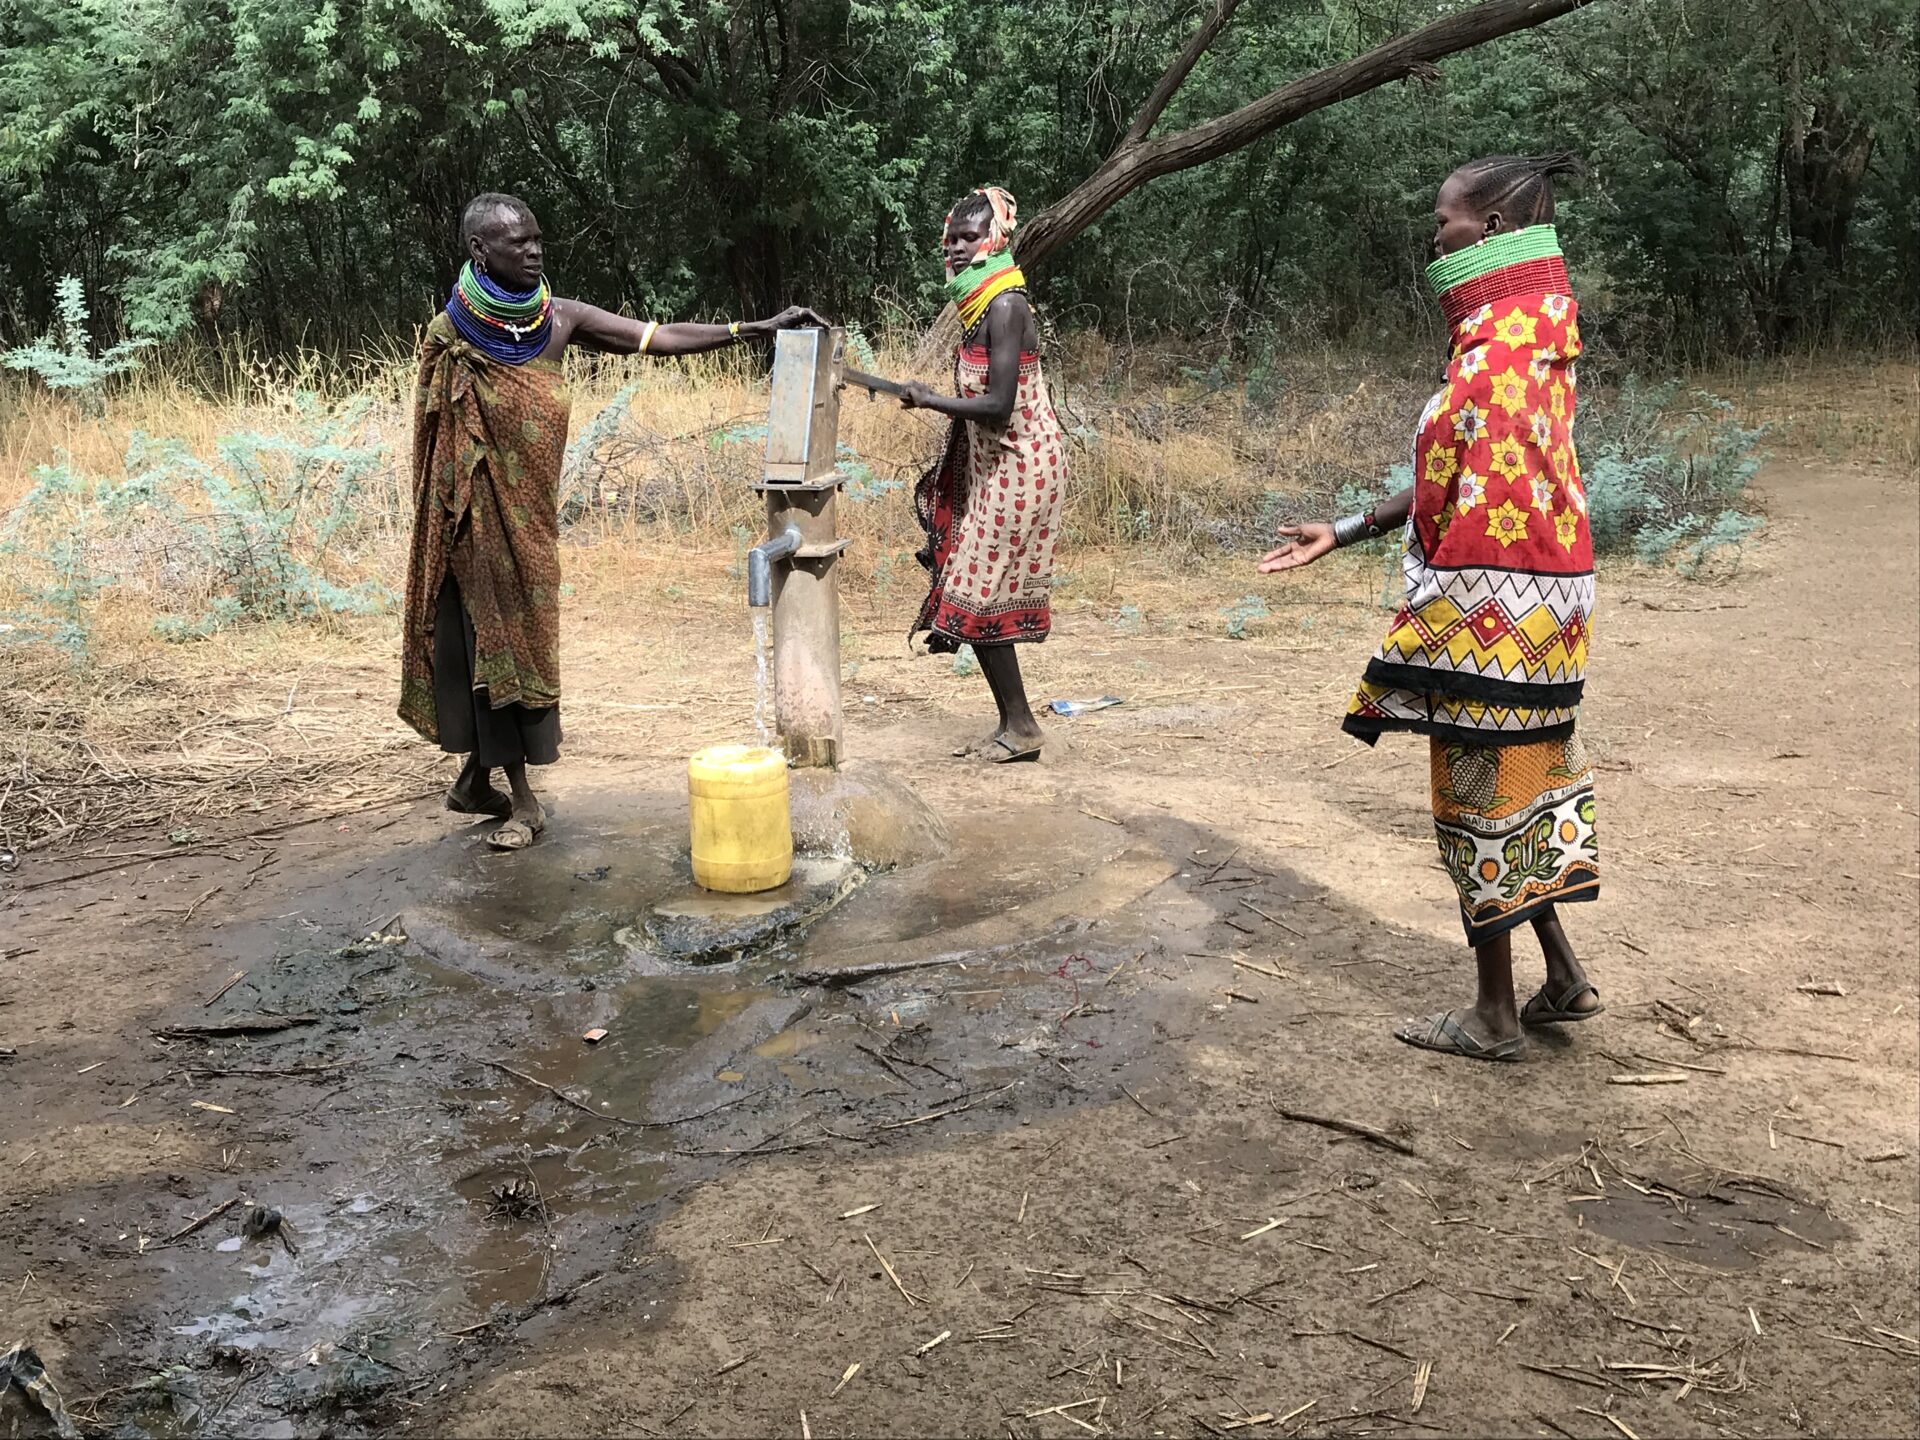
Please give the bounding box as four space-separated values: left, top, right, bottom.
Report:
1361 658 1585 710
1343 713 1578 747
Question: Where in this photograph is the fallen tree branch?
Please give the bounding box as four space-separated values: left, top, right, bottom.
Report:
773 954 970 989
161 1195 243 1246
481 1057 767 1130
156 1013 321 1040
1270 1096 1416 1156
1018 0 1599 270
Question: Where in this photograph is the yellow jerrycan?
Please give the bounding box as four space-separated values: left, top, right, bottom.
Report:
688 744 793 893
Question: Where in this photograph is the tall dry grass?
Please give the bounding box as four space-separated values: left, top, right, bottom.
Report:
0 334 1436 638
1 336 1912 856
0 334 1420 855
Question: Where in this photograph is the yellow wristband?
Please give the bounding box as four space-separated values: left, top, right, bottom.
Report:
729 321 741 338
638 320 659 354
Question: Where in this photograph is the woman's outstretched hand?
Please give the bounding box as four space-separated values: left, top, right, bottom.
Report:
748 306 831 337
898 381 936 411
1258 521 1336 574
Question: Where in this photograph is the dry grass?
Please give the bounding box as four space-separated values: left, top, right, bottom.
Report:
1703 352 1920 476
1 340 1913 859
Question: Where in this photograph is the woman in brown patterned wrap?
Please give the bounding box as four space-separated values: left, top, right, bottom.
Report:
400 193 824 849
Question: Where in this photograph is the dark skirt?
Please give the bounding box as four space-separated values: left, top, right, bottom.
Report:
434 576 562 767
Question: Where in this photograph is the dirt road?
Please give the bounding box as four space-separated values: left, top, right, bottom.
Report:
2 456 1914 1439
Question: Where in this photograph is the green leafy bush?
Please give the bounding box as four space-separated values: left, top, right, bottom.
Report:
1221 593 1270 639
1 276 151 413
1582 378 1768 575
1 395 392 655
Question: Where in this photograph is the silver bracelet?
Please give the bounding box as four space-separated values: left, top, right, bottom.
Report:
1332 512 1376 548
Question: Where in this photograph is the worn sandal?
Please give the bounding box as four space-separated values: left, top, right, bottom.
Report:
1521 979 1605 1025
446 784 513 819
984 735 1042 764
1394 1010 1524 1063
486 807 546 852
485 821 534 851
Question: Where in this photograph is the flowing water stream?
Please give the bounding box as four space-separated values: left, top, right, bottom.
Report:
750 607 772 745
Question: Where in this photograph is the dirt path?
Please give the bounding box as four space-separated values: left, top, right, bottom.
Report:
2 458 1915 1439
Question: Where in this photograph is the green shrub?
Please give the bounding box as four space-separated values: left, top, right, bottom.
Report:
1 276 152 414
1582 378 1767 575
1 394 392 656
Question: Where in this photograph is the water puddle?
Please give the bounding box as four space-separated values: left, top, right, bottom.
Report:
136 776 1199 1435
1579 1182 1848 1269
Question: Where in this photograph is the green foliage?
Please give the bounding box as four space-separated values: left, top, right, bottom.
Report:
1 0 1911 356
187 405 394 624
843 327 880 373
1109 498 1154 542
1582 380 1769 574
558 383 640 521
1339 470 1410 605
1220 593 1270 639
0 397 392 655
0 276 152 412
0 460 123 654
1336 472 1405 558
840 454 899 503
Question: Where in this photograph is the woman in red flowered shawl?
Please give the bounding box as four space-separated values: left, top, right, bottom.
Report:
1260 154 1602 1062
899 187 1068 763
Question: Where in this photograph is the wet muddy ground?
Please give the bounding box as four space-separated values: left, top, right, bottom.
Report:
4 461 1917 1438
1 779 1237 1437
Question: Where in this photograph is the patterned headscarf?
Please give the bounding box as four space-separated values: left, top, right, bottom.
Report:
943 186 1019 279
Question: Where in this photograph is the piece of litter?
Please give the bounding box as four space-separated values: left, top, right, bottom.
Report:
0 1341 80 1439
582 1028 608 1044
1049 695 1123 717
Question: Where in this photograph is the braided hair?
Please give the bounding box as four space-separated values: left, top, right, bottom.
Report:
1451 152 1585 229
946 191 995 234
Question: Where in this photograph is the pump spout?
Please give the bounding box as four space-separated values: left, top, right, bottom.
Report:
746 524 803 608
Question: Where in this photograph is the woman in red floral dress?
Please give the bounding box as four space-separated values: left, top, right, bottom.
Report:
1259 154 1603 1062
900 187 1067 763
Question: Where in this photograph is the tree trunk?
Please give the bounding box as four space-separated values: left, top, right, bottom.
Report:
1016 0 1599 272
1779 99 1876 342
